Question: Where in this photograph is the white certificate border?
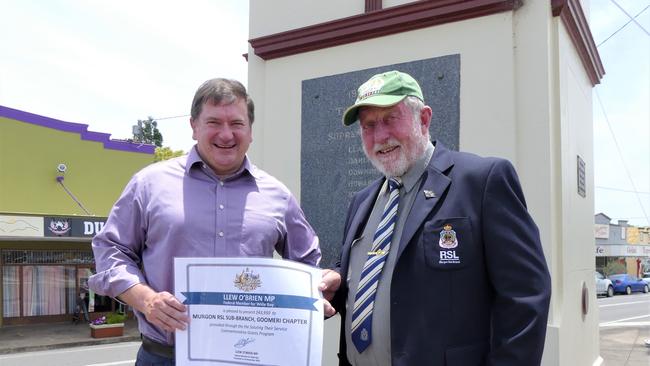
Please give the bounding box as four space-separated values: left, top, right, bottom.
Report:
183 262 317 366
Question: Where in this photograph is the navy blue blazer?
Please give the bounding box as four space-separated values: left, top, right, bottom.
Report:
332 142 551 366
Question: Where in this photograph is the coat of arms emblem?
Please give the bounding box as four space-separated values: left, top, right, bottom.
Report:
439 224 458 249
48 219 71 236
234 268 262 292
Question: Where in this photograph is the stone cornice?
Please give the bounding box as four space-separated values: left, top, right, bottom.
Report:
249 0 522 60
552 0 605 85
248 0 603 86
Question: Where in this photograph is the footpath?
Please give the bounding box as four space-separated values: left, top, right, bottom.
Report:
0 318 140 355
0 319 648 365
599 325 650 366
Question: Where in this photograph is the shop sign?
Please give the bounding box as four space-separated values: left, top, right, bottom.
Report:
44 217 106 237
594 224 609 239
595 244 650 257
0 215 44 237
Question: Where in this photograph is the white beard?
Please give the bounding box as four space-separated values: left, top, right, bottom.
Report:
363 121 428 178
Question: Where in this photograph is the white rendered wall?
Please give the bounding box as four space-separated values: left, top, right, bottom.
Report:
554 11 600 366
249 0 427 37
248 1 598 365
249 0 363 38
383 0 415 9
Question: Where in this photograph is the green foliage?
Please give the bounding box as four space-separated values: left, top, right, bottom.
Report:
154 146 185 162
133 116 163 147
603 260 626 277
105 312 126 324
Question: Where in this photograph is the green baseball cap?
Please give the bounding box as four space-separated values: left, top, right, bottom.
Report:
342 70 424 126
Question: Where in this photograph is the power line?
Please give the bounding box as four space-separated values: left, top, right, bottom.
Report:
594 89 650 225
610 0 650 36
597 4 650 47
596 186 650 195
153 114 189 121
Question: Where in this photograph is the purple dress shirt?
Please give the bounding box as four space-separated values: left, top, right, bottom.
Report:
89 146 320 345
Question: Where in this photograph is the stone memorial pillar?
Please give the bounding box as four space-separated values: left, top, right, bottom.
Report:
247 1 604 365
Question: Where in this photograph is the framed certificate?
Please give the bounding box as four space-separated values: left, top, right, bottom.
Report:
175 257 323 365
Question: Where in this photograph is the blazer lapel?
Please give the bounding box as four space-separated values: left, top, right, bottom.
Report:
396 143 454 259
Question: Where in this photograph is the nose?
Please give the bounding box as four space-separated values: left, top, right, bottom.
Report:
217 125 235 141
373 121 391 143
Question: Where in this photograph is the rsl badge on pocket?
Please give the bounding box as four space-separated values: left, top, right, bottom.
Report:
439 224 460 264
423 218 472 270
439 224 458 248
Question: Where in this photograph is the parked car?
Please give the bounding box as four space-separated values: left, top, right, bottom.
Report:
609 274 650 295
642 272 650 285
595 271 614 297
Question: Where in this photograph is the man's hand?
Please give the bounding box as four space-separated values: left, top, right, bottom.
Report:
320 269 341 317
141 291 189 332
119 284 189 332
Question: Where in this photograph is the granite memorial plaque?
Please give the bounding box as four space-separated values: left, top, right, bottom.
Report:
301 55 460 267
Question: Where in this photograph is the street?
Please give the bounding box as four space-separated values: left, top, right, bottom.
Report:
598 292 650 326
0 296 647 366
0 342 139 366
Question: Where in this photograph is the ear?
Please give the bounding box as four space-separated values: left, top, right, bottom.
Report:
419 106 432 134
190 118 198 141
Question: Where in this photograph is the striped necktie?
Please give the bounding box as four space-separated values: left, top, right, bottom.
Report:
351 177 402 353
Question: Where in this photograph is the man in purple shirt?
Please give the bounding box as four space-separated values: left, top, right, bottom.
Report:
89 78 321 365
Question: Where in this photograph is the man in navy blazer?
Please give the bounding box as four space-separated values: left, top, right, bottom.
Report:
320 70 551 366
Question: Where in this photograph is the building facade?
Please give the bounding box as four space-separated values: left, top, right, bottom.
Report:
595 213 650 276
247 0 604 364
0 105 155 326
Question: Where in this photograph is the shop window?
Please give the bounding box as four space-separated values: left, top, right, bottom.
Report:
2 266 20 317
21 266 71 316
595 257 608 274
76 267 112 312
1 249 117 322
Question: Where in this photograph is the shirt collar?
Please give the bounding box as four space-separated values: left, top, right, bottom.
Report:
186 145 203 173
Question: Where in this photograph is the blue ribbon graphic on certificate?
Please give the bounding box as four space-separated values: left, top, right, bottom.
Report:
175 257 324 365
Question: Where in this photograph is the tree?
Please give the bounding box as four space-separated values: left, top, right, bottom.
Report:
603 260 626 277
133 116 163 147
154 146 185 162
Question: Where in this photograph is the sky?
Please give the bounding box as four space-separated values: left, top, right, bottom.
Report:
0 0 249 151
1 0 648 226
590 0 650 227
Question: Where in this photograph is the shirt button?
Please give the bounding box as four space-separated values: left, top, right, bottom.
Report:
219 181 224 186
218 231 224 237
219 204 224 210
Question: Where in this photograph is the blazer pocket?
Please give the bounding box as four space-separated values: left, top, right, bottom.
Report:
445 342 488 366
422 217 474 270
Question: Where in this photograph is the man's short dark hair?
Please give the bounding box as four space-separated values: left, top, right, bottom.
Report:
190 78 255 124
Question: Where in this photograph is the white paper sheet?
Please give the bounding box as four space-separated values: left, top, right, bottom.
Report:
175 257 323 365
